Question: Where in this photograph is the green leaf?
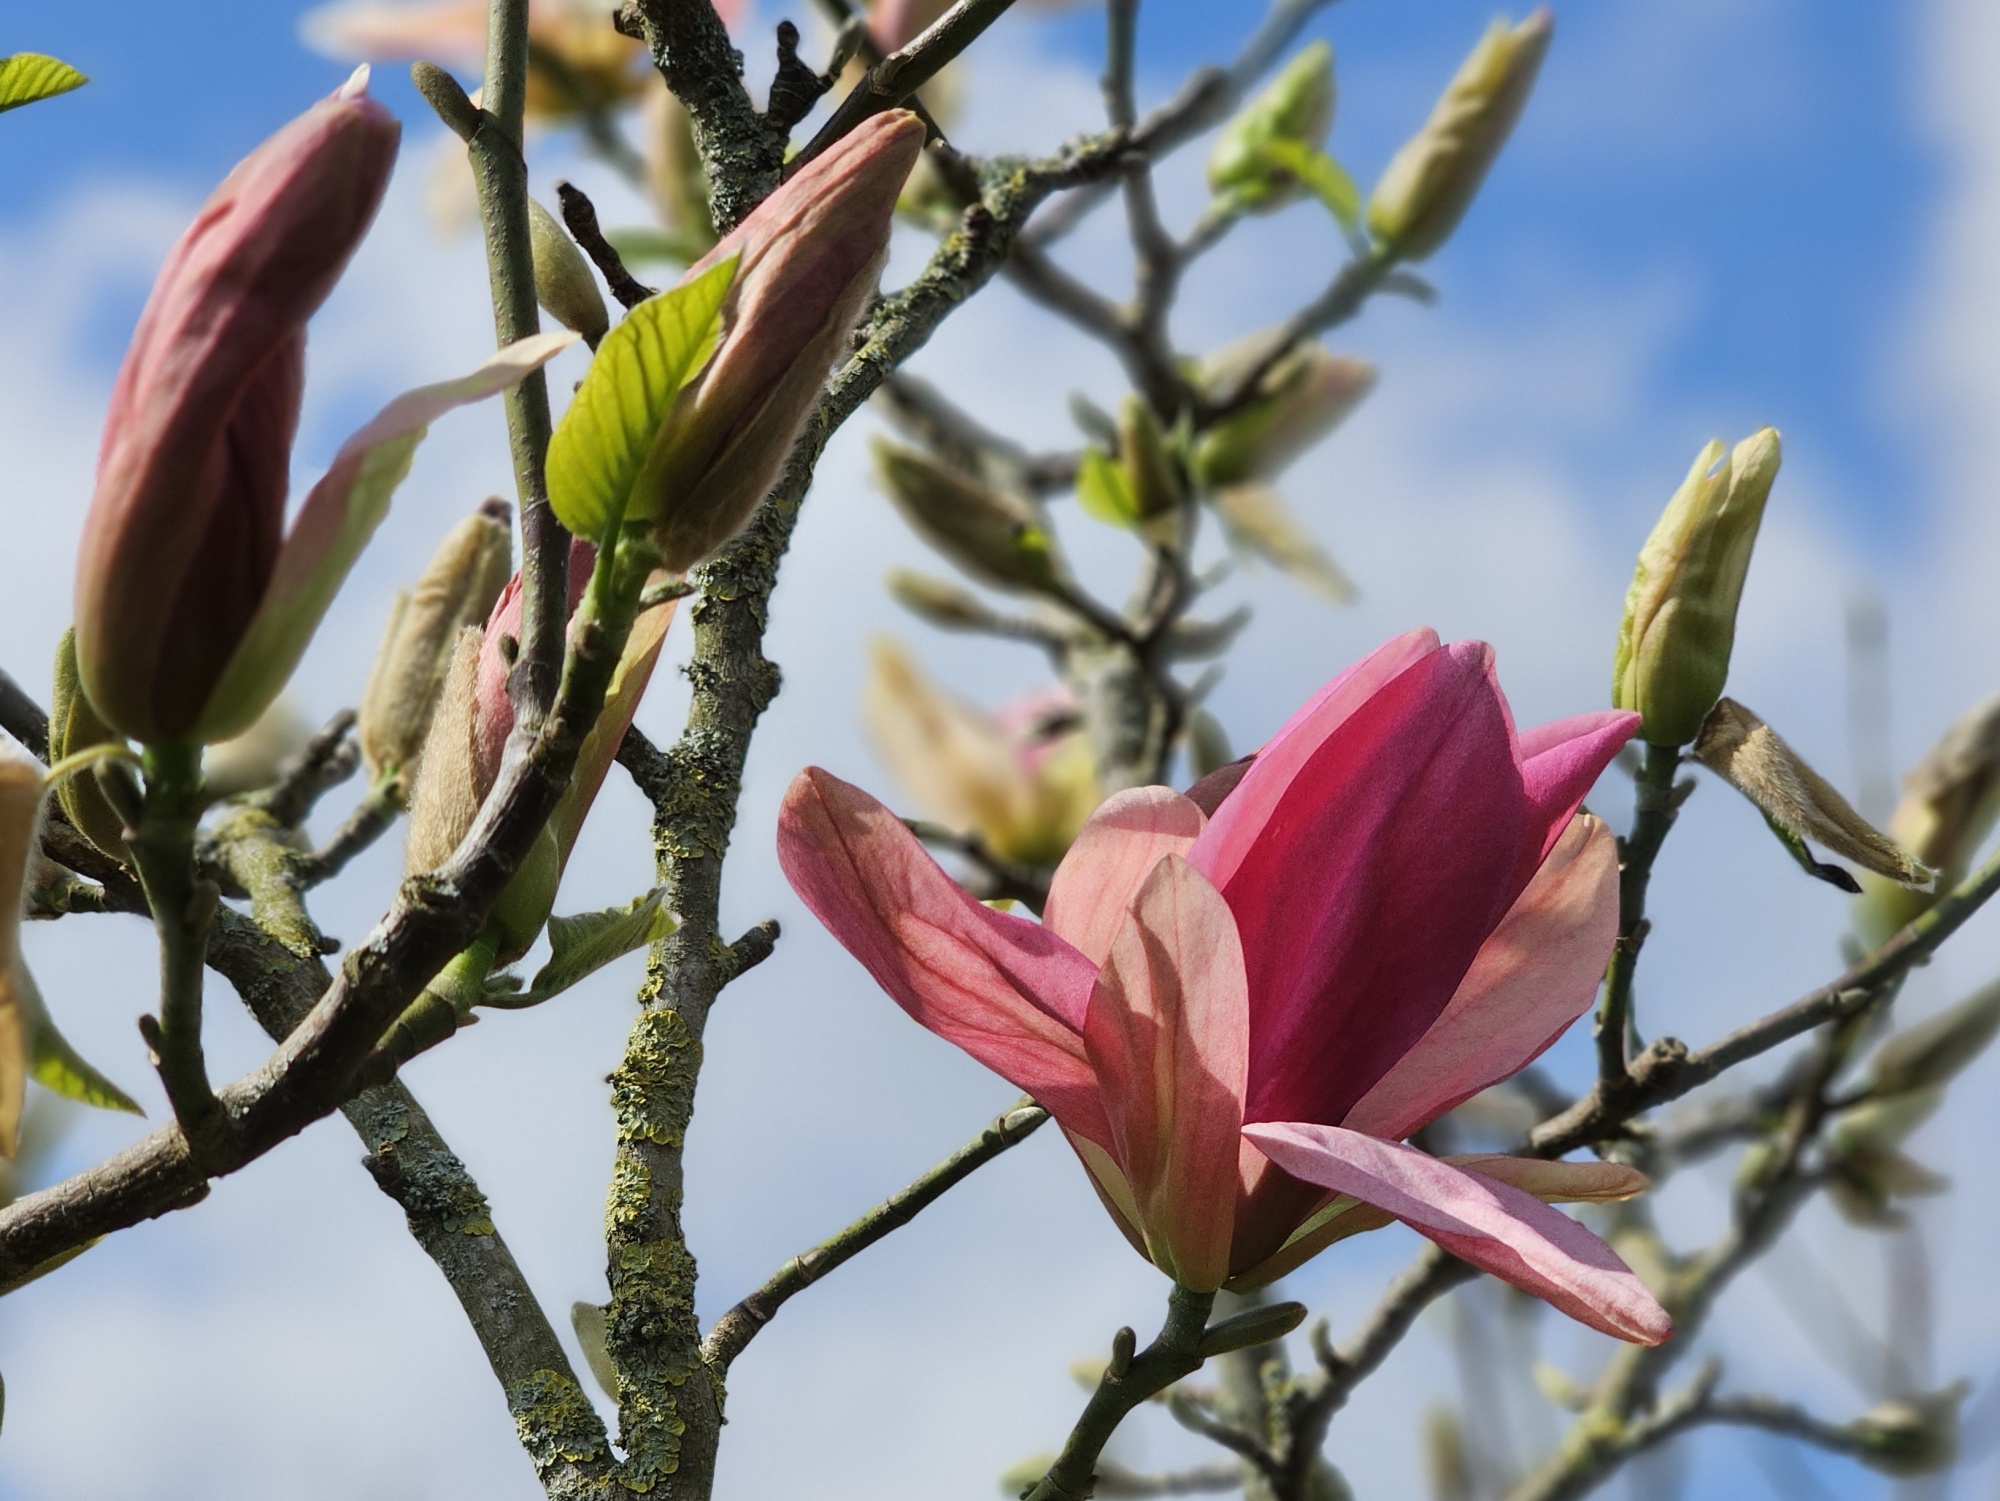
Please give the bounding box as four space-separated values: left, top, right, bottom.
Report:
503 890 679 1008
17 965 140 1116
604 227 710 267
1212 484 1356 603
0 54 87 116
546 256 737 538
193 332 576 742
1257 139 1362 234
1074 447 1139 530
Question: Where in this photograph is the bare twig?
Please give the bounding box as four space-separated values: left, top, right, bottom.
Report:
556 179 658 311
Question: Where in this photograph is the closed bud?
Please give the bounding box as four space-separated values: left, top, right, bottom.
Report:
872 439 1065 595
1829 1087 1942 1156
642 84 715 249
1366 9 1551 262
1116 395 1185 538
884 568 1006 632
1193 337 1375 487
1694 698 1930 888
203 700 313 799
359 499 514 786
634 110 925 572
1847 1386 1969 1478
74 77 399 744
1867 978 2000 1096
50 629 131 862
528 198 609 346
403 626 485 879
1613 429 1781 746
0 747 44 1156
569 1301 620 1403
1855 689 2000 945
1207 41 1336 211
1197 1299 1307 1357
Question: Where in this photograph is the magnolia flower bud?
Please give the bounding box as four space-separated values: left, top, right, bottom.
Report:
1117 394 1185 534
50 629 131 862
1614 429 1780 747
74 80 399 744
1366 10 1551 262
1193 337 1376 487
1693 698 1929 889
528 198 610 347
1867 978 2000 1096
642 84 715 249
0 747 45 1155
359 499 514 785
884 569 1008 633
203 700 313 799
1855 690 2000 945
871 439 1065 595
1207 41 1336 210
634 110 925 571
1848 1387 1970 1477
404 627 485 879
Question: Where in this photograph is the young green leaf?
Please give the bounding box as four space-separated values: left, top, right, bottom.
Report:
545 256 737 538
0 54 87 116
1075 447 1140 530
16 965 140 1116
1255 140 1362 233
505 891 679 1007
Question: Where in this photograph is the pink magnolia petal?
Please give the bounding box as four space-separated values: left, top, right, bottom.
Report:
1446 1155 1649 1204
1185 755 1254 816
777 768 1110 1144
1192 627 1437 890
1517 710 1640 871
1044 786 1207 967
1342 815 1619 1141
1083 856 1249 1292
1244 1122 1671 1345
1195 640 1527 1127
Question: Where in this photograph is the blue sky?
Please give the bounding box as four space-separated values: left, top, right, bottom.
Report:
3 3 1996 1499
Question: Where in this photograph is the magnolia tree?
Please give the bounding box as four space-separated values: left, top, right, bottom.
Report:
0 4 1992 1497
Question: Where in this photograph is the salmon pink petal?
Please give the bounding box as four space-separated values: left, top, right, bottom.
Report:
1342 815 1619 1141
1044 787 1206 967
1192 627 1437 890
777 768 1110 1145
1243 1122 1671 1344
1083 856 1249 1292
1517 710 1640 871
1195 641 1525 1128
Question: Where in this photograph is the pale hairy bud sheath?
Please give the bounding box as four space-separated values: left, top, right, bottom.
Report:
634 110 926 572
74 84 399 744
0 749 45 1156
359 499 514 783
527 198 610 346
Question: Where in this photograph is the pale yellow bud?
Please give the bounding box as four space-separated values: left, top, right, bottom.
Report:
872 440 1066 596
528 197 610 347
1366 9 1552 262
404 626 484 876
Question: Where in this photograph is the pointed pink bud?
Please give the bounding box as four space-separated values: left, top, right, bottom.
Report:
635 110 926 570
74 81 399 743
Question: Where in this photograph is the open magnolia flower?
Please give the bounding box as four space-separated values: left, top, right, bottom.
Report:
780 628 1672 1344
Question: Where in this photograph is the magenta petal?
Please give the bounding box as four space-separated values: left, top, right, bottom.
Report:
1516 710 1640 871
1243 1123 1671 1345
1192 627 1437 891
777 768 1111 1145
1044 786 1206 968
1083 856 1249 1292
1195 640 1526 1127
1343 814 1619 1142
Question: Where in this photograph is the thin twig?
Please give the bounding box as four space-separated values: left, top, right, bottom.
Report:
0 665 51 757
702 1100 1048 1372
1596 744 1686 1081
906 819 1054 912
556 179 658 311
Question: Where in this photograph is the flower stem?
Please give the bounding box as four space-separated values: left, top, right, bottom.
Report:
1026 1283 1218 1501
1595 742 1683 1083
130 741 222 1147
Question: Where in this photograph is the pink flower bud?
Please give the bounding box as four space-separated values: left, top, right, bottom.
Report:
638 109 926 571
74 81 399 743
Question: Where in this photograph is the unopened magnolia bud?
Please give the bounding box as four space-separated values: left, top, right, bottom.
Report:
528 197 610 346
1366 10 1551 262
1829 1087 1942 1156
642 84 715 248
359 500 513 785
1614 429 1780 746
872 439 1065 595
50 629 131 861
1193 340 1375 487
637 110 925 572
487 822 561 963
1207 41 1336 210
1867 978 2000 1096
569 1302 620 1402
1856 689 2000 945
203 699 312 799
1847 1387 1969 1477
885 568 1006 632
1694 698 1930 889
0 747 44 1156
1116 395 1185 536
404 626 484 877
